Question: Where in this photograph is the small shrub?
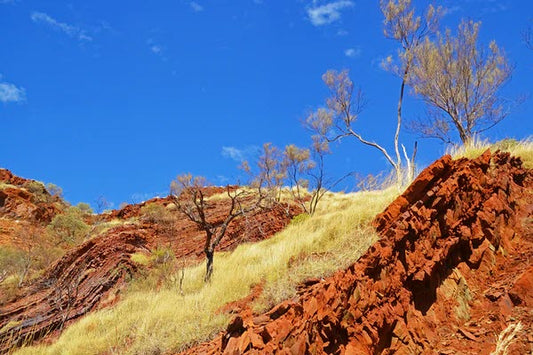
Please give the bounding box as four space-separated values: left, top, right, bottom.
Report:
140 203 172 224
76 202 93 215
46 183 63 198
290 213 310 225
0 246 30 284
23 181 51 203
151 246 175 265
130 252 150 266
47 206 90 245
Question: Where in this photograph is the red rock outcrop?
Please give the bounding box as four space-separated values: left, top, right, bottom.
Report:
0 224 150 353
183 150 532 354
0 169 64 225
0 192 299 352
0 169 31 187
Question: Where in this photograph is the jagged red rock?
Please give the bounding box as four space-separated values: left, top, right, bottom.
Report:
181 151 532 355
0 168 64 225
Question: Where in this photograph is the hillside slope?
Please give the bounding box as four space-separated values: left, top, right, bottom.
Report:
184 150 532 354
0 182 298 353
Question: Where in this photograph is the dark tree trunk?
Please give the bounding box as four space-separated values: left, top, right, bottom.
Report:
204 249 214 282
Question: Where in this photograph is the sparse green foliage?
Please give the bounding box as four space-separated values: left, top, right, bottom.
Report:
46 183 63 199
409 20 512 144
151 246 175 265
23 181 51 203
289 213 310 226
140 203 171 224
0 226 63 304
0 246 30 287
76 202 93 215
47 206 90 245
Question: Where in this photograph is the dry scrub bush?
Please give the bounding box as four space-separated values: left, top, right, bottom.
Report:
47 207 90 245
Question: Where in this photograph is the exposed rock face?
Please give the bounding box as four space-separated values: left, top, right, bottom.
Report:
0 189 299 352
0 225 150 353
0 169 30 187
183 151 532 354
0 169 63 225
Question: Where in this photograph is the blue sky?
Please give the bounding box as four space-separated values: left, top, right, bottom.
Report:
1 0 532 208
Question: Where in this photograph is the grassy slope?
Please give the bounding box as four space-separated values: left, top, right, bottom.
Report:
15 188 398 355
15 138 533 355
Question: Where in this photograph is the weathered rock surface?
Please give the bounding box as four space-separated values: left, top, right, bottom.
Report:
0 225 149 353
182 151 532 354
0 169 63 226
0 184 299 352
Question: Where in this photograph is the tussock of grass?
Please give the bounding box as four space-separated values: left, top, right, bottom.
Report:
0 182 17 190
15 187 398 355
447 137 533 168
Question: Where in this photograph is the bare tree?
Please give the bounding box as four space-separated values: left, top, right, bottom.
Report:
381 0 439 181
283 138 351 215
94 195 110 215
409 20 513 145
306 70 413 188
256 143 286 204
283 144 312 208
170 174 263 282
46 183 63 199
523 21 533 50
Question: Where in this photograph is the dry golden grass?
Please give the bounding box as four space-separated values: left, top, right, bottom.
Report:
15 187 398 355
447 136 533 168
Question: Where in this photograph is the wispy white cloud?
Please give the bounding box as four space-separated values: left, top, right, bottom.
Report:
337 29 349 36
190 1 204 12
307 1 354 26
31 11 93 42
222 147 245 161
0 76 26 103
147 38 167 59
221 146 258 162
442 5 462 16
129 191 166 204
481 2 508 14
344 47 361 58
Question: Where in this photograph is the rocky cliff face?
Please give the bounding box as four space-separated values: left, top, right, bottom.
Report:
184 151 532 354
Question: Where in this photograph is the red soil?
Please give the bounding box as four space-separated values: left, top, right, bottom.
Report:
182 150 532 354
